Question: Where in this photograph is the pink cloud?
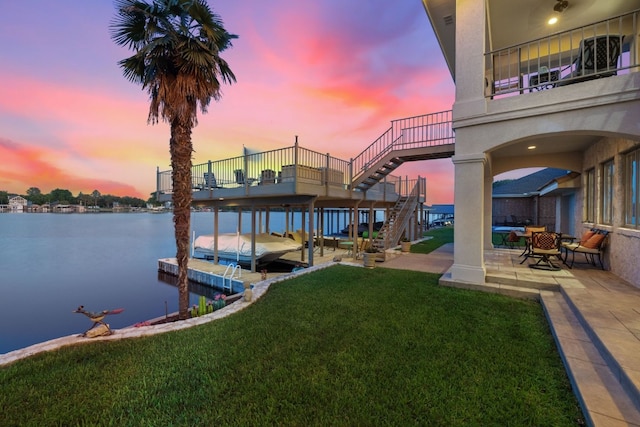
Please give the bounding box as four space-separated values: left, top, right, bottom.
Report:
1 0 455 205
0 138 145 198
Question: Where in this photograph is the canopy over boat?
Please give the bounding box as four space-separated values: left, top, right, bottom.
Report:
193 233 302 265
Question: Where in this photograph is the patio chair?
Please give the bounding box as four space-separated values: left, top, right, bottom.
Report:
562 229 608 270
203 172 220 189
505 230 521 249
559 35 623 85
529 231 563 271
234 169 245 185
519 225 546 263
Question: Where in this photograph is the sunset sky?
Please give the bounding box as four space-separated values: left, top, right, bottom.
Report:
0 0 461 203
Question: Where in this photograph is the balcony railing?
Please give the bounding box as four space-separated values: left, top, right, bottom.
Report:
486 9 639 98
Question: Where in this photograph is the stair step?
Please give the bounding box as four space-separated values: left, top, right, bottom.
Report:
561 287 640 413
541 291 640 426
439 275 540 299
485 271 560 291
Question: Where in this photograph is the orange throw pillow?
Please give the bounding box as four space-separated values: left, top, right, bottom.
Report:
582 233 605 249
579 230 596 245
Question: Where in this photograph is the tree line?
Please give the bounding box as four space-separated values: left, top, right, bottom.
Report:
0 187 156 208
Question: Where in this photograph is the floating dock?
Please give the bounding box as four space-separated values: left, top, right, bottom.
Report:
158 245 356 294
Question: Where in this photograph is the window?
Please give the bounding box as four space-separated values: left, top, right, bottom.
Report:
584 168 596 223
601 159 614 225
625 148 640 228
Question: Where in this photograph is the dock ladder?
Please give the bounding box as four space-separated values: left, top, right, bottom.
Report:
222 263 242 293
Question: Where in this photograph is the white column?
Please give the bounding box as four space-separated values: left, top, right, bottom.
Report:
453 0 487 119
484 162 494 249
450 153 486 284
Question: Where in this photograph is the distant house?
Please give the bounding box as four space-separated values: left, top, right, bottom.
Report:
492 168 579 235
428 204 454 226
8 196 28 212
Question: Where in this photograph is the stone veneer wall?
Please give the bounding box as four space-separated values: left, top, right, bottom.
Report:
582 136 640 288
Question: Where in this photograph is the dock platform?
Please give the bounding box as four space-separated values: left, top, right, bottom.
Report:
158 246 356 294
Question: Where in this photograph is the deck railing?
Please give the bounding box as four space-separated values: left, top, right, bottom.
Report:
351 111 454 182
158 114 444 202
157 142 352 193
487 9 639 97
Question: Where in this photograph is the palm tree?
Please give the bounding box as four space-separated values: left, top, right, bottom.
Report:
111 0 237 319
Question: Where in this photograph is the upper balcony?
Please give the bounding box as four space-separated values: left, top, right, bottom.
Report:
422 0 639 99
487 9 640 98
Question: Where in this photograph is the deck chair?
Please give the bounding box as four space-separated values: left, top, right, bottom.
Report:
529 231 562 271
234 169 245 185
559 35 623 85
203 172 219 189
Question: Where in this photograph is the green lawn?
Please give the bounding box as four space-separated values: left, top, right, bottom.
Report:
0 265 583 426
411 226 454 253
413 226 524 251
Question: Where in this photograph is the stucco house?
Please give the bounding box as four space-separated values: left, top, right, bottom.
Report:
421 1 640 288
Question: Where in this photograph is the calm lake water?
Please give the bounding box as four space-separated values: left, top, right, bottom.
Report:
0 211 309 355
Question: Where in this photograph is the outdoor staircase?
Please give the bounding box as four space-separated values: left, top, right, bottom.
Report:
369 184 420 251
356 157 404 192
343 111 454 249
350 111 455 192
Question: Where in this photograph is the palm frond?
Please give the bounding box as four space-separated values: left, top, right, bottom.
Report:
110 0 237 124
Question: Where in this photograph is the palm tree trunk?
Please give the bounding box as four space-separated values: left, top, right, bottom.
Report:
170 119 193 320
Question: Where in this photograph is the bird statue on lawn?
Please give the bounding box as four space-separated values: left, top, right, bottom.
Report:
73 306 124 337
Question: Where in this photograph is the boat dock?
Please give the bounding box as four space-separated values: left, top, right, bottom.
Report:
159 244 357 294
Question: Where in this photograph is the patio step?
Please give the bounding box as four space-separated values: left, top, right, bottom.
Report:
440 273 541 300
562 286 640 413
485 270 560 292
540 290 640 426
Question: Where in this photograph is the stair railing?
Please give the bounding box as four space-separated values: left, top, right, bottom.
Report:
373 180 422 250
351 111 454 185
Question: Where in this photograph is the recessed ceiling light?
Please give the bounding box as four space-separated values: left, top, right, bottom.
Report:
548 16 558 25
528 145 537 150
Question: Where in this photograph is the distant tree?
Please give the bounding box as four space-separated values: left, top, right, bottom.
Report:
49 188 73 204
26 187 41 197
0 191 8 204
102 194 117 209
76 192 93 206
147 192 160 206
91 190 101 208
25 187 47 205
111 0 237 319
119 196 146 207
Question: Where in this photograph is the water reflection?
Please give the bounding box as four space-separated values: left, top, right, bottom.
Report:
157 271 232 300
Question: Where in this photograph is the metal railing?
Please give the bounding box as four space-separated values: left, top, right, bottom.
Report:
157 143 351 194
351 111 454 182
487 9 639 97
158 112 444 206
374 177 423 249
